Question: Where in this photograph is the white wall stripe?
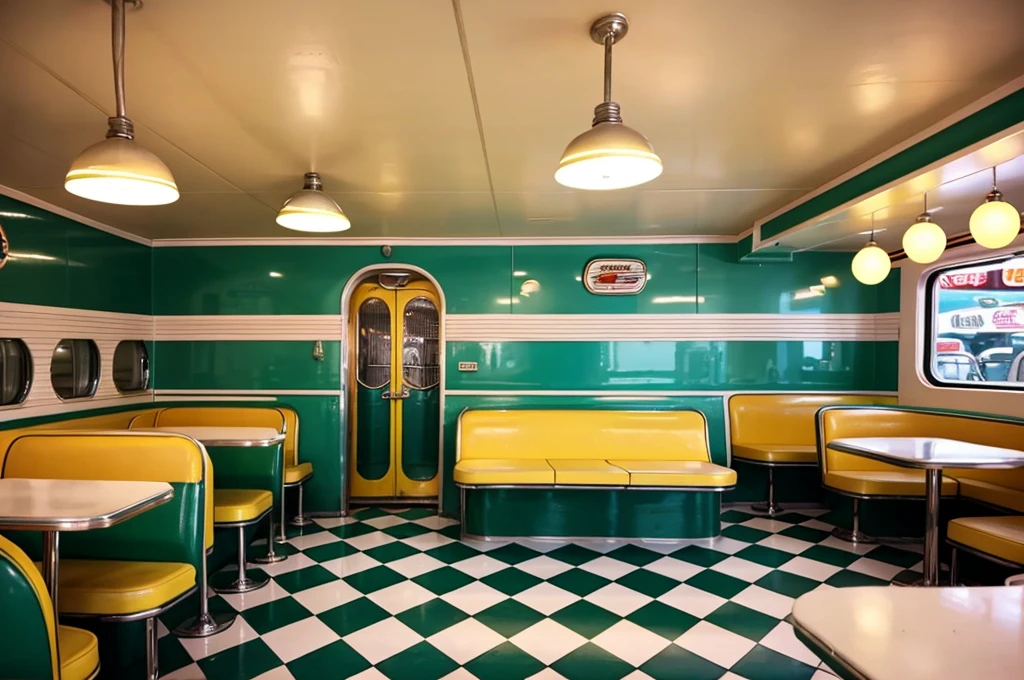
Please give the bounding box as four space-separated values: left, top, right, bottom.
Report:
155 389 338 396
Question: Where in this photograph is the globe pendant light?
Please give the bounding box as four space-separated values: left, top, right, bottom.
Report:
969 167 1021 249
276 172 351 233
902 192 946 264
852 214 891 285
555 13 662 190
65 0 178 206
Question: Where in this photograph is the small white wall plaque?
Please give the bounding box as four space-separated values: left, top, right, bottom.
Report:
583 258 647 295
458 362 478 372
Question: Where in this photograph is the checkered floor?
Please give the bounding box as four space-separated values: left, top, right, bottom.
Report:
155 506 924 680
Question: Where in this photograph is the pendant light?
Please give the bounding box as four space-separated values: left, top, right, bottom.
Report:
276 172 351 232
852 214 891 285
969 167 1021 249
555 13 662 190
902 192 946 264
65 0 178 206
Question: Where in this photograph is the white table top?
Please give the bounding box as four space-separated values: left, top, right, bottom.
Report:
829 437 1024 469
0 479 174 531
142 426 284 447
792 586 1024 680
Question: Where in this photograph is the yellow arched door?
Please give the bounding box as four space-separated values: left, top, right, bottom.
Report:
349 280 440 500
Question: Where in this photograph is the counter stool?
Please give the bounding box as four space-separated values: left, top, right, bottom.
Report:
285 464 314 527
210 489 274 593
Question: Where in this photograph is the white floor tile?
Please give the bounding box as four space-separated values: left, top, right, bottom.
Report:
526 669 569 680
261 616 340 664
509 619 587 665
621 672 656 680
583 583 652 616
348 668 389 680
400 532 456 551
578 540 622 554
450 554 509 579
414 515 460 530
642 556 704 582
441 581 509 615
362 515 408 529
386 553 447 578
756 534 814 555
740 517 789 533
819 535 876 555
253 667 296 680
512 582 580 615
719 674 749 680
321 553 381 578
675 621 757 669
463 539 508 553
659 583 728 618
157 620 170 638
759 621 820 667
711 556 774 583
345 531 398 551
708 537 749 555
179 618 260 661
812 670 839 679
514 539 565 553
219 579 291 612
162 664 205 679
591 620 670 666
515 555 574 580
578 556 638 580
427 618 506 664
288 531 342 551
639 540 685 555
730 584 796 620
368 581 437 615
847 557 905 581
441 669 479 680
251 553 317 577
800 519 834 532
291 579 362 615
313 516 357 529
342 618 423 665
779 556 842 581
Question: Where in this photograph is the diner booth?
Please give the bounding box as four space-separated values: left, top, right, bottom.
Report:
1 2 1024 679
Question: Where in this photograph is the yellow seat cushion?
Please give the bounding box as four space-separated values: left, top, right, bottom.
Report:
55 560 196 616
214 489 273 523
285 462 314 485
948 516 1024 566
453 459 554 485
952 478 1024 513
824 471 959 497
607 460 737 488
59 625 100 680
732 444 817 465
547 459 629 485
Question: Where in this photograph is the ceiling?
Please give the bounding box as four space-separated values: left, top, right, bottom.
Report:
0 0 1022 241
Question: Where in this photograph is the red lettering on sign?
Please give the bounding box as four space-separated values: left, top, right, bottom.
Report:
939 272 989 288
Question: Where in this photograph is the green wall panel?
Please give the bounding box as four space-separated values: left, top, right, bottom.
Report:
876 267 901 313
153 341 340 390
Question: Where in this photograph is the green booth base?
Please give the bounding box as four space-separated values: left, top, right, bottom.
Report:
724 461 824 505
460 487 724 540
822 491 957 540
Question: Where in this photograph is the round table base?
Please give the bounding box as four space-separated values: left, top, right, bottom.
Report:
173 611 237 638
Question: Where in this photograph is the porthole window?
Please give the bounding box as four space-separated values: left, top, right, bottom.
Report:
0 339 32 406
113 340 150 393
51 339 99 400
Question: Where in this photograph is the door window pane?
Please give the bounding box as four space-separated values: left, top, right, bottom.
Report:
113 340 150 392
358 298 391 389
0 339 32 405
403 297 440 389
51 339 100 399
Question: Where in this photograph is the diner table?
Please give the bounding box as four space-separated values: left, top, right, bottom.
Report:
791 585 1024 680
828 437 1024 586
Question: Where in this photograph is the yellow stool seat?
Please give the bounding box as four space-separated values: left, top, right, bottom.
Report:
54 560 196 616
548 459 629 485
453 459 554 485
948 516 1024 566
59 625 100 680
214 489 273 523
824 470 959 497
607 460 738 487
285 462 314 485
953 478 1024 514
732 444 818 465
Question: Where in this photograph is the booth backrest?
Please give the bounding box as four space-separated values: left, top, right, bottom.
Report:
1 431 209 572
729 394 896 447
458 409 710 462
0 407 162 461
0 535 58 680
817 407 1024 489
278 406 300 467
152 406 286 433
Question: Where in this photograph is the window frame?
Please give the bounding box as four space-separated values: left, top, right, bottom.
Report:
112 340 151 394
923 252 1024 391
50 338 101 401
0 338 33 406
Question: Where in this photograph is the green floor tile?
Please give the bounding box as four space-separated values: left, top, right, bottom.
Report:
754 571 820 598
330 522 378 539
547 569 612 597
549 600 622 638
413 566 477 595
481 567 543 595
398 508 437 520
196 638 282 680
351 507 390 519
685 569 749 599
721 525 773 543
287 640 371 680
396 599 469 637
771 512 814 524
779 525 830 544
670 545 728 567
473 599 546 638
640 644 727 680
343 565 406 594
736 545 795 568
464 641 546 680
285 523 326 540
383 522 433 539
439 524 463 540
156 633 194 676
487 543 542 565
551 642 634 680
721 509 758 523
626 601 700 641
317 597 390 636
364 541 421 563
546 544 604 566
303 540 360 563
424 542 482 564
615 569 678 598
825 569 889 588
801 545 860 567
271 564 338 593
866 545 924 568
242 596 313 635
705 601 780 642
605 544 662 567
375 641 459 680
730 644 817 680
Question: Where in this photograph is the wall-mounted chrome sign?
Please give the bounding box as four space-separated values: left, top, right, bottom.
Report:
583 258 647 295
0 223 8 271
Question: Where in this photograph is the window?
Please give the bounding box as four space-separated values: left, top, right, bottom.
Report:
113 340 150 392
926 255 1024 388
0 339 32 405
51 339 100 399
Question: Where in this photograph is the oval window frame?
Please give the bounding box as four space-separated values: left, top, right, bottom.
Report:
0 223 9 271
112 340 151 393
50 338 101 401
0 338 33 406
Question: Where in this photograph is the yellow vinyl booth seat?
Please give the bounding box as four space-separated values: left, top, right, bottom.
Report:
947 516 1024 568
454 409 736 489
213 489 274 524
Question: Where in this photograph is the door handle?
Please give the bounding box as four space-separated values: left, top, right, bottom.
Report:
382 388 410 400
